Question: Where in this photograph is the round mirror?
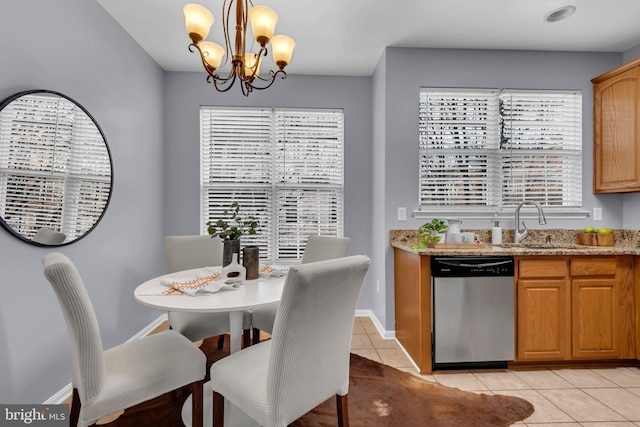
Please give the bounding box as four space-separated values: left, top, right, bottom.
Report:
0 90 113 246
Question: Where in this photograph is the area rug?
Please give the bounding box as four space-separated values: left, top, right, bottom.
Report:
292 353 534 427
98 337 534 426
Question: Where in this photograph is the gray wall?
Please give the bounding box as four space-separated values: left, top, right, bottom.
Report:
374 47 626 330
370 51 389 329
0 0 167 404
162 72 375 307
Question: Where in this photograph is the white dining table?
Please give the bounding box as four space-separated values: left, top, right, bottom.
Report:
134 266 287 353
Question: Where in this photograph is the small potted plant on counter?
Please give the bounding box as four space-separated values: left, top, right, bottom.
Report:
413 218 448 249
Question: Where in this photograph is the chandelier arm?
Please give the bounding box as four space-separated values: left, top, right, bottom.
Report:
246 69 288 91
212 71 239 93
252 68 285 82
189 43 220 78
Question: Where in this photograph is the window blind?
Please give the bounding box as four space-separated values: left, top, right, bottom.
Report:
419 88 582 212
0 94 111 239
200 106 344 263
499 90 582 207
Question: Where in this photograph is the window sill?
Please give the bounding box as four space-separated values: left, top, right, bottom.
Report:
414 208 590 221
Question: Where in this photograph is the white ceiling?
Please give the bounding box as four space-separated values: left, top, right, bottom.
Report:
96 0 640 77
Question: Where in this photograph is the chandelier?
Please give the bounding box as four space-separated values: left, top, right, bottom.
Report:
183 1 295 96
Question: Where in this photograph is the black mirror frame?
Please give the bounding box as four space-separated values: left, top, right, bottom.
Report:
0 89 114 247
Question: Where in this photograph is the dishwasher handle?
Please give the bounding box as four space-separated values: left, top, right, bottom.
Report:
438 259 513 269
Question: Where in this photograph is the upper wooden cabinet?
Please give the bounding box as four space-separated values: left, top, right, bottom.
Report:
592 58 640 193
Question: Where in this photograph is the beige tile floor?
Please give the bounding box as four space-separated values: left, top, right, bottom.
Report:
351 316 640 427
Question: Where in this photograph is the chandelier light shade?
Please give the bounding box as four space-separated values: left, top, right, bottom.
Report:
183 1 295 96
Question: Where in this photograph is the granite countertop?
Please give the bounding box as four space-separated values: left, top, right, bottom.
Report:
391 229 640 256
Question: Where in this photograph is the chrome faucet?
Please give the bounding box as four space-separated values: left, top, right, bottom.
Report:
514 201 547 244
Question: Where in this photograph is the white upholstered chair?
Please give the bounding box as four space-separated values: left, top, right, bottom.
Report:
42 252 206 427
165 235 252 348
210 255 370 427
251 235 350 342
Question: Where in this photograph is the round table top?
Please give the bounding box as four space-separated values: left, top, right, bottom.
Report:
134 267 287 313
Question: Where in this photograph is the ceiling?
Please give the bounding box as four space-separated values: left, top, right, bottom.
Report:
96 0 640 77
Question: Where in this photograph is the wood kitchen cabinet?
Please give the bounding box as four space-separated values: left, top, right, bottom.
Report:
592 57 640 193
516 257 571 361
393 248 432 374
516 255 635 362
571 256 635 359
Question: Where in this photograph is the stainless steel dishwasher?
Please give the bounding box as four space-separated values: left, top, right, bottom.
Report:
431 256 515 370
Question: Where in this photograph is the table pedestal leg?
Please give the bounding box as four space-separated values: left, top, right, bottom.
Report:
228 311 243 354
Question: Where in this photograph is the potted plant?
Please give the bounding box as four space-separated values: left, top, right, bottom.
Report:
206 202 260 266
413 218 448 248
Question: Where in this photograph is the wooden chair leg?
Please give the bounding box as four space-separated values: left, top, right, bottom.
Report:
217 334 225 349
191 380 204 427
243 329 251 348
70 388 81 427
252 328 261 345
213 391 225 427
336 394 349 427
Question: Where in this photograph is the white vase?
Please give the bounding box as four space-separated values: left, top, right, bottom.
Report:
445 218 461 242
221 253 246 281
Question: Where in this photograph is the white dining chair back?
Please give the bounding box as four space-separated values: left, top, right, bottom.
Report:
165 235 252 347
300 235 350 264
251 235 350 340
210 255 370 427
42 252 206 427
165 234 223 273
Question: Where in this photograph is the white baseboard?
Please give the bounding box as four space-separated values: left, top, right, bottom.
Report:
354 309 395 340
44 314 169 404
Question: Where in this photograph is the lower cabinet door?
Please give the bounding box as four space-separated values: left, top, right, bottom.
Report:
571 278 620 359
517 279 571 361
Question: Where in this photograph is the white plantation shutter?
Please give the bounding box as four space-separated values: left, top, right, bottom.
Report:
418 88 582 213
200 106 344 263
0 94 111 239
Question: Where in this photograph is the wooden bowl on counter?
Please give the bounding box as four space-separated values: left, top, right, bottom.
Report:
576 232 615 246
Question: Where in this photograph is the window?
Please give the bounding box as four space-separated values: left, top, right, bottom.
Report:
418 88 582 217
200 106 344 263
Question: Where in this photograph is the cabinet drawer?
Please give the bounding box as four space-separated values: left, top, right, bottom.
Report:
570 257 617 276
518 258 568 278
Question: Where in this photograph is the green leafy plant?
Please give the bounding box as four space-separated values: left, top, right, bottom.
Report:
206 202 260 240
413 218 448 248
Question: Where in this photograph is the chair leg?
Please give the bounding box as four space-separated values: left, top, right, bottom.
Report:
252 328 261 345
336 394 349 427
243 329 251 348
191 380 204 427
213 391 225 427
70 388 81 427
217 334 225 349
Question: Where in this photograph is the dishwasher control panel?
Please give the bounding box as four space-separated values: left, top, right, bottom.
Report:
431 256 514 277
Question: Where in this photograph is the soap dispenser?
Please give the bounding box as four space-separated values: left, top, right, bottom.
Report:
492 219 502 245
